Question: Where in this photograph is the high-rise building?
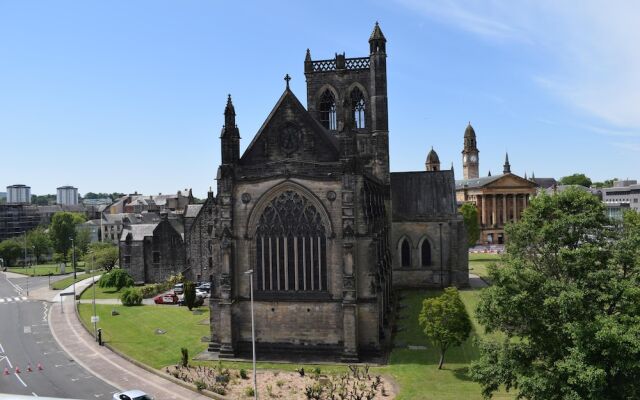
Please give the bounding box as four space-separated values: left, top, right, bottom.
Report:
6 184 31 204
57 186 79 205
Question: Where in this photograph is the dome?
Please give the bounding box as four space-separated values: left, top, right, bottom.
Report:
426 147 440 164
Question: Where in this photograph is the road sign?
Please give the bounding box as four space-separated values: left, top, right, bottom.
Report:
91 316 100 323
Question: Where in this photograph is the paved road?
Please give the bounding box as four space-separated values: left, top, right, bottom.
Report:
0 273 118 399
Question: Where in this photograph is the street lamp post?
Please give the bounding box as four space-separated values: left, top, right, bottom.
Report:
245 269 258 400
70 238 76 300
24 232 28 296
92 253 98 339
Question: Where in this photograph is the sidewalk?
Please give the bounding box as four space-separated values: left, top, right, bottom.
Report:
49 292 212 400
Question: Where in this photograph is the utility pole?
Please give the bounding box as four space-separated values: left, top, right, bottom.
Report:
245 269 258 400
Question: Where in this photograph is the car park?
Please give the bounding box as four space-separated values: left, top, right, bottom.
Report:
112 389 154 400
153 293 178 304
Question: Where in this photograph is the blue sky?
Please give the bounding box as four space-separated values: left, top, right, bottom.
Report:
1 1 638 198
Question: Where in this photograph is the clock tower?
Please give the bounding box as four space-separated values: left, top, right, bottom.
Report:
462 122 479 179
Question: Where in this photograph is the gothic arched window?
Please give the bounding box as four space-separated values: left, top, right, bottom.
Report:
255 190 327 292
401 239 411 267
350 87 366 129
421 239 431 267
319 90 337 131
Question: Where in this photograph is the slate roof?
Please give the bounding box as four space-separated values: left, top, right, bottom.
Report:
532 177 557 189
120 223 158 241
184 204 203 218
391 170 457 221
455 174 507 189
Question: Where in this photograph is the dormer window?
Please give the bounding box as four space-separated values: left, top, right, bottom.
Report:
350 88 366 129
319 90 336 130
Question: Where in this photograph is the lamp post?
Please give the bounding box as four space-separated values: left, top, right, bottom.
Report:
245 269 258 400
32 245 36 275
24 232 28 296
92 252 98 339
70 238 76 300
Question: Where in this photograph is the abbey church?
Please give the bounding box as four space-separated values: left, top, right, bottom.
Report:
124 23 468 361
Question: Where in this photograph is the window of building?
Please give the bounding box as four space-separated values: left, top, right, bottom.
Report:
123 256 130 265
208 257 213 270
319 90 337 130
421 240 431 267
401 239 411 267
152 251 160 264
350 87 366 129
255 190 327 292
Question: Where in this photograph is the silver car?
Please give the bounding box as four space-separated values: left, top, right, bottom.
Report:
112 390 154 400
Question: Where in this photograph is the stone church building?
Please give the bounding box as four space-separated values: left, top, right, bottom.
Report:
122 24 468 361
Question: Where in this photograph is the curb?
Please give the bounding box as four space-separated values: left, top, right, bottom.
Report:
73 302 227 400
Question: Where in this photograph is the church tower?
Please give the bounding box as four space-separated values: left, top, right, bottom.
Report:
220 95 240 165
462 122 479 179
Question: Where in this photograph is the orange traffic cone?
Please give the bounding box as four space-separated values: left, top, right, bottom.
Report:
14 367 20 374
27 363 32 372
37 363 43 371
3 367 9 375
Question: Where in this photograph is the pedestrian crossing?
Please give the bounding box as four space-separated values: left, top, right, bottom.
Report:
0 297 29 304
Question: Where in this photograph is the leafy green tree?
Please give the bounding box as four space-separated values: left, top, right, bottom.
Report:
419 287 472 369
593 178 618 188
0 239 23 267
98 269 134 290
559 173 592 187
49 212 86 263
120 287 142 306
27 227 51 264
183 281 196 310
470 189 640 400
85 242 119 271
75 226 92 257
460 203 480 247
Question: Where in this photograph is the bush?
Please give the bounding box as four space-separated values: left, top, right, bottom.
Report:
245 387 255 397
181 347 189 367
240 368 248 379
99 269 134 290
139 281 172 298
120 288 142 306
183 281 196 310
194 380 206 391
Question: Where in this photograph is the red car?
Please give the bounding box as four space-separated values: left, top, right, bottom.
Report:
153 293 178 304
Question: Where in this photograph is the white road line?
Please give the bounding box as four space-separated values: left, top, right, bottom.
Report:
0 342 4 353
0 298 5 303
4 298 11 302
21 296 27 301
32 393 38 397
14 297 21 301
6 278 24 294
15 371 27 387
6 356 13 368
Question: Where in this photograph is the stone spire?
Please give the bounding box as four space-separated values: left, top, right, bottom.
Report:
369 21 386 54
488 170 492 177
503 152 511 174
223 94 236 133
221 94 240 164
425 146 441 171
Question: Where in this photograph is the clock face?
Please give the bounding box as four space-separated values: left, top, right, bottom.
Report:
279 125 300 154
470 155 477 162
463 155 468 163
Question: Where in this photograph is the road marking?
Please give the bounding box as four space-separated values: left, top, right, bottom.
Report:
6 278 24 294
0 299 4 303
24 326 32 334
0 342 4 353
32 393 38 397
21 296 27 301
14 297 21 301
5 298 12 302
15 372 27 387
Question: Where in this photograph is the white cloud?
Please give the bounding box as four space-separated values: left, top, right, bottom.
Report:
396 0 640 129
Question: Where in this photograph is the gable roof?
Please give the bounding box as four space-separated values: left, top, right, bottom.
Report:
456 173 538 190
184 204 203 218
391 170 458 220
240 88 339 163
120 223 158 241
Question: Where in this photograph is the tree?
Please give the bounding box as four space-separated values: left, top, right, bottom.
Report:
49 212 86 263
0 239 23 267
469 188 640 399
559 173 592 187
460 203 480 247
98 269 134 290
27 227 51 264
419 287 472 369
85 242 118 271
183 281 197 310
593 178 618 189
75 226 92 257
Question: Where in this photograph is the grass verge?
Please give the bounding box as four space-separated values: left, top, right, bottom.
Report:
468 253 501 282
51 270 102 290
79 283 156 300
7 262 86 276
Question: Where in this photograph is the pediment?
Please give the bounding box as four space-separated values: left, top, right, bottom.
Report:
485 174 538 189
240 89 339 166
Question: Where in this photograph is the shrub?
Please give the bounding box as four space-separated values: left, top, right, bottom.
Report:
180 347 189 367
211 386 226 395
99 269 134 290
183 281 196 310
119 288 142 306
194 380 206 391
240 368 248 379
245 387 255 397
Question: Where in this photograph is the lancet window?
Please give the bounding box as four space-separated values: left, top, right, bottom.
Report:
255 191 327 292
350 87 366 129
319 90 337 130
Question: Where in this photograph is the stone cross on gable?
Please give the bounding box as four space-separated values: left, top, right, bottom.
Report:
284 74 291 89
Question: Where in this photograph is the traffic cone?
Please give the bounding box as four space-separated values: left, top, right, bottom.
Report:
27 363 32 372
3 367 9 375
15 367 20 374
37 363 43 371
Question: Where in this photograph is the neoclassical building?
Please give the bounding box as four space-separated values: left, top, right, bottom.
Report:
182 24 469 361
456 124 537 245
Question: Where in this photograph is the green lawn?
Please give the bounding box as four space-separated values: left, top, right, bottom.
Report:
7 261 86 277
79 283 155 300
468 253 501 282
78 303 210 369
77 286 515 399
51 270 102 290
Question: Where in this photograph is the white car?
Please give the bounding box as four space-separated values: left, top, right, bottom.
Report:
113 390 154 400
195 288 209 298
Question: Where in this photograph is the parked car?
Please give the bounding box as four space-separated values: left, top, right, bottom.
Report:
195 288 209 298
153 293 178 304
113 389 154 400
173 283 184 294
178 295 205 307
